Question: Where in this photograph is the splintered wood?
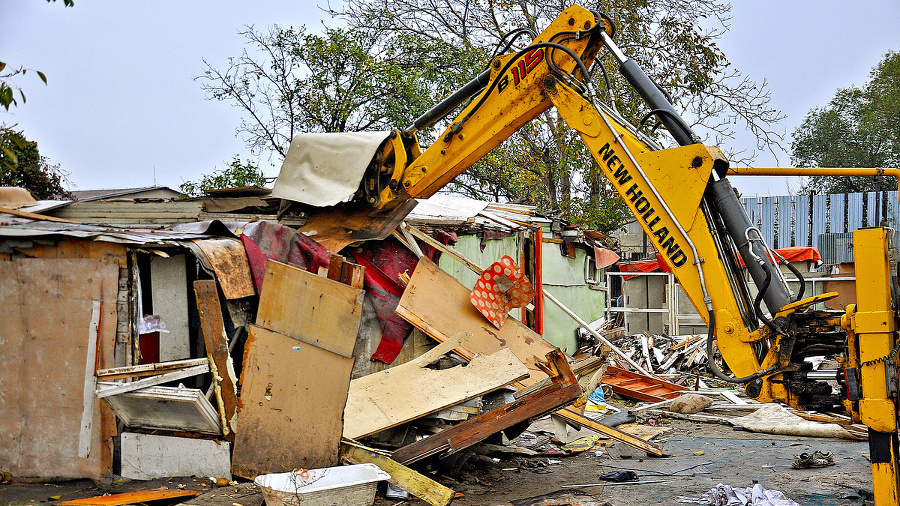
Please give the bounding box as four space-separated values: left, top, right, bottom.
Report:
344 332 530 439
396 257 558 386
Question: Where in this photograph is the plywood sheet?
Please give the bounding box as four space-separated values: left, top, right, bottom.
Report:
256 260 364 358
344 347 529 439
0 258 118 480
232 325 354 479
396 257 558 386
150 253 190 361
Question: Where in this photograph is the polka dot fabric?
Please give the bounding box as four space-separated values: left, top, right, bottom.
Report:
469 255 535 329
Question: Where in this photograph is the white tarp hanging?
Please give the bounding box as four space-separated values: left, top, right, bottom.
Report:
272 131 392 207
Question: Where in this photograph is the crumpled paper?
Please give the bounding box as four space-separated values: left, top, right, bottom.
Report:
677 483 800 506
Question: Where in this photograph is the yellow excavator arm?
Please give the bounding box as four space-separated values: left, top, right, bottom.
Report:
337 6 900 504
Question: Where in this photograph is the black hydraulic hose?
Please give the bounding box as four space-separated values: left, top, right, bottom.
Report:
783 259 806 302
705 309 783 384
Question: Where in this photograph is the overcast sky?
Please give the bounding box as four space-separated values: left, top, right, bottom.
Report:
2 0 898 197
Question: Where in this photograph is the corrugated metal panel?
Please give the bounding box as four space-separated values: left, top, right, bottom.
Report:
866 192 878 227
847 193 864 230
743 197 757 225
888 191 900 228
795 195 810 246
777 196 793 248
830 194 845 234
759 199 775 246
819 232 854 264
811 194 828 252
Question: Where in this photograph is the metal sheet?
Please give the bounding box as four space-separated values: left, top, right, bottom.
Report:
847 193 863 231
795 195 810 246
191 238 255 299
272 130 392 207
811 194 827 252
743 197 758 228
866 192 878 227
759 199 775 247
777 196 793 248
830 194 846 234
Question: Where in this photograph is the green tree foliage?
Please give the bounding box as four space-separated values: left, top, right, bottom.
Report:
179 156 269 197
198 24 483 157
792 51 900 194
331 0 784 233
0 128 72 200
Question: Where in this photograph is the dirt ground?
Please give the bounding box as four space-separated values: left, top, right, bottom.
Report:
0 415 874 506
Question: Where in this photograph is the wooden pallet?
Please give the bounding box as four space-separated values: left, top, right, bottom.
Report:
602 366 686 402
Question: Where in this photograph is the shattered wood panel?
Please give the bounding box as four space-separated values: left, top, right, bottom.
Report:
256 260 364 358
344 347 529 440
192 238 255 299
193 280 239 439
102 385 221 434
298 198 418 253
14 238 128 267
0 258 118 480
396 257 557 386
390 350 580 465
232 326 353 479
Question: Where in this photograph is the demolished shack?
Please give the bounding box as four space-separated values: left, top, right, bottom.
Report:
0 187 626 487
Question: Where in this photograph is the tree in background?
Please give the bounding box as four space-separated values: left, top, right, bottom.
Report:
792 51 899 194
203 1 783 234
179 156 269 197
198 24 482 158
0 128 72 200
331 0 783 233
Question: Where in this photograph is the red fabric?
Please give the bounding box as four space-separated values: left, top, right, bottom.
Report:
735 246 821 268
620 246 821 276
239 221 332 294
352 235 451 364
619 260 662 280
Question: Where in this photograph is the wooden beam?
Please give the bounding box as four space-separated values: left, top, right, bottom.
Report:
96 358 208 380
0 205 76 223
390 350 581 465
59 490 200 506
96 364 209 398
341 440 454 506
555 407 663 456
193 280 239 440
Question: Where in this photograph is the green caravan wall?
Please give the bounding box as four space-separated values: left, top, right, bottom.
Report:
437 233 606 354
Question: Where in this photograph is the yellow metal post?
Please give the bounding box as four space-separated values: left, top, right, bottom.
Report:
853 227 900 506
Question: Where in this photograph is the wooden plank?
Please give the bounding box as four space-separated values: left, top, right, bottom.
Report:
96 358 208 380
0 205 76 222
192 239 255 299
555 407 664 456
232 326 353 479
78 300 102 459
341 440 454 506
391 350 581 465
59 490 201 506
193 280 239 440
344 342 530 439
256 260 364 358
396 257 556 386
96 364 209 398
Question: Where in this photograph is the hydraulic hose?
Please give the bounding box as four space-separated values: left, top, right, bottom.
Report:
705 309 782 384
